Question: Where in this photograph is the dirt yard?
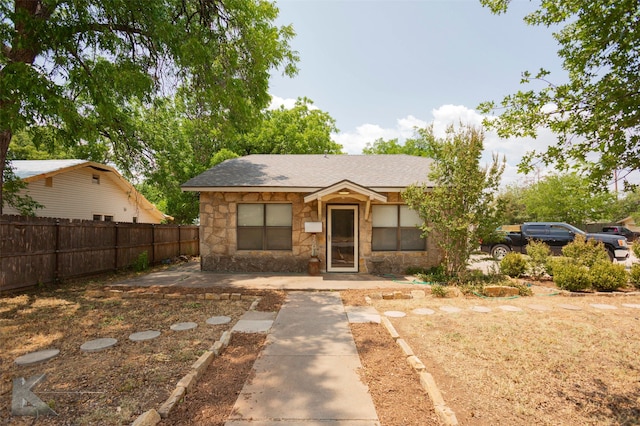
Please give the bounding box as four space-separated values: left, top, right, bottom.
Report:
2 267 640 425
344 287 640 425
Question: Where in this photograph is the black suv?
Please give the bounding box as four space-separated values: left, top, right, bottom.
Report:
601 225 638 242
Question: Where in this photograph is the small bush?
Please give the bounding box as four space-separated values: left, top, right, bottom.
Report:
133 251 149 272
588 260 628 291
431 284 448 298
526 240 551 279
552 261 590 291
629 264 640 289
562 235 609 267
633 243 640 259
416 264 452 284
500 252 527 278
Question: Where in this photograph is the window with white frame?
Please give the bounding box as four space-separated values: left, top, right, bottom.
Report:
237 203 292 250
372 205 425 251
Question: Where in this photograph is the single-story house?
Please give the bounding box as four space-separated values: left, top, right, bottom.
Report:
181 154 441 274
5 159 169 223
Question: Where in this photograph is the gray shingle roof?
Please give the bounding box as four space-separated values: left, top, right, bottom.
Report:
181 154 434 190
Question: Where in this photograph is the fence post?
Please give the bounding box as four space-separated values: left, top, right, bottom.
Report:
54 219 60 283
114 223 119 271
152 224 156 264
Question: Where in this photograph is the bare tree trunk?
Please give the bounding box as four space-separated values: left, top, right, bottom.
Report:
0 129 11 215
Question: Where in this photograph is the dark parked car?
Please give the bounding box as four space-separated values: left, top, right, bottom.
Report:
601 225 639 242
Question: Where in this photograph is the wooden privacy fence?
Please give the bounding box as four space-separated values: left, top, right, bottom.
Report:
1 215 199 291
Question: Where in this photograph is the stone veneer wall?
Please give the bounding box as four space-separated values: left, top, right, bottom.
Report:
199 191 441 274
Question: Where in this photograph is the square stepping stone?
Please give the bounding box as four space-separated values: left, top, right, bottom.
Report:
622 303 640 309
345 306 381 323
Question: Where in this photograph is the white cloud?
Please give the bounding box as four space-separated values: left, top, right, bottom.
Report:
268 95 297 110
332 104 559 186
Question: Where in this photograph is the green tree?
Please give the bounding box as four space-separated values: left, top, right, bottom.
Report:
1 162 42 216
234 97 342 155
520 173 616 225
494 184 532 225
403 124 505 276
478 0 640 186
362 137 434 156
0 0 298 213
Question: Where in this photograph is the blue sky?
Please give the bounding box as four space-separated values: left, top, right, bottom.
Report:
268 0 567 185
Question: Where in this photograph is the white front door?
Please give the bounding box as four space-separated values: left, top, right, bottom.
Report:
327 205 358 272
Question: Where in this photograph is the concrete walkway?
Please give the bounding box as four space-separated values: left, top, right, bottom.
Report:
226 292 380 426
112 261 410 291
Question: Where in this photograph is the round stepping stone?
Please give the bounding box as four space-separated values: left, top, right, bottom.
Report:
439 306 462 313
80 338 117 352
590 303 617 310
498 305 522 312
206 316 231 325
471 306 491 313
170 322 198 331
527 304 552 312
622 303 640 309
15 349 60 366
129 330 161 342
412 308 436 315
558 303 582 311
384 311 406 318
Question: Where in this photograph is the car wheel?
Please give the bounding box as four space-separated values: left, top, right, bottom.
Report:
491 244 511 260
607 249 615 262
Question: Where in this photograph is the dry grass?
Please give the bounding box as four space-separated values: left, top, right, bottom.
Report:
0 282 256 425
370 291 640 425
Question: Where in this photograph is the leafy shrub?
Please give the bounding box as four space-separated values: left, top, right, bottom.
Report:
562 235 609 267
431 284 448 298
588 260 628 291
500 252 527 278
133 251 149 272
416 264 452 284
525 240 551 279
552 261 590 291
629 264 640 289
633 243 640 259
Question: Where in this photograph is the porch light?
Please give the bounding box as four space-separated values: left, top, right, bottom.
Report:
338 190 350 195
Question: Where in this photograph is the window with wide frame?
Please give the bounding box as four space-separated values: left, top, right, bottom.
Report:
372 205 425 251
237 203 292 250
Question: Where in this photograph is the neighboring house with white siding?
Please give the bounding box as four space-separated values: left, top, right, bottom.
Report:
5 159 169 223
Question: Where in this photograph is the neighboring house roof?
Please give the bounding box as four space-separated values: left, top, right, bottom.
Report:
9 159 171 221
11 159 91 180
181 154 435 192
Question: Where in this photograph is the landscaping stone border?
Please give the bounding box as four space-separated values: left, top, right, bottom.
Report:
379 314 459 426
128 294 260 425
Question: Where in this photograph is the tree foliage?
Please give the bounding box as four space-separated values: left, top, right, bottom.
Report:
362 137 434 157
234 97 342 155
519 173 616 225
0 0 298 213
403 124 505 276
478 0 640 186
132 96 340 223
